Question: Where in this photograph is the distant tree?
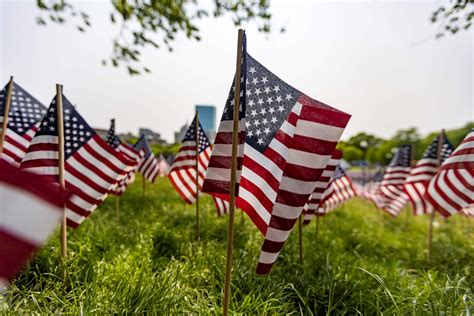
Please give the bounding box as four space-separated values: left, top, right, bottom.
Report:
431 0 473 39
36 0 278 75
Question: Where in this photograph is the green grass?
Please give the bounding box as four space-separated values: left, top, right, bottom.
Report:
1 176 473 314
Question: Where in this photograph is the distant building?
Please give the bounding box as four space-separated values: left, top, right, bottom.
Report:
93 127 109 140
196 105 216 142
139 127 167 145
174 123 188 143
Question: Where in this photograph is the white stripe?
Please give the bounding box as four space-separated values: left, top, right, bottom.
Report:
279 176 317 194
23 150 58 161
241 165 277 202
0 183 61 245
67 157 113 190
30 135 57 145
238 187 271 224
265 227 291 242
271 202 303 220
296 120 345 142
5 129 30 148
287 149 330 169
258 250 279 264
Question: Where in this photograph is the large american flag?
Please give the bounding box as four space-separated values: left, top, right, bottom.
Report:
302 150 342 224
133 134 159 183
404 135 453 215
106 119 140 195
425 130 474 217
378 144 412 216
318 165 357 214
168 116 229 216
0 160 67 289
21 94 135 228
202 33 351 274
0 82 47 166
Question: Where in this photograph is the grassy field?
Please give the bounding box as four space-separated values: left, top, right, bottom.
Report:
1 176 473 314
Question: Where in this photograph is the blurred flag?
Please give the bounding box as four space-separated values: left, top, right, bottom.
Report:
404 134 453 215
377 145 412 216
302 150 342 224
21 94 135 228
168 115 229 216
133 134 159 183
202 33 351 274
318 165 357 213
106 119 140 195
0 160 67 289
157 154 170 177
0 81 47 166
461 204 474 217
425 130 474 217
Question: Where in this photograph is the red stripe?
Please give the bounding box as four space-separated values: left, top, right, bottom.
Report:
0 231 37 281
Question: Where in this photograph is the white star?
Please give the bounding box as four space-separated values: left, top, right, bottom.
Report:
246 89 252 97
254 120 260 126
257 138 264 145
257 99 264 106
276 96 282 103
72 117 77 122
271 117 277 123
49 126 55 131
248 99 255 107
247 130 254 137
249 67 256 74
269 108 275 114
252 78 258 85
254 88 261 96
278 105 284 112
66 149 72 154
245 121 251 128
264 87 271 94
255 129 262 136
260 108 266 115
285 94 292 101
251 109 257 116
262 118 268 125
264 127 270 134
261 76 268 84
267 97 273 104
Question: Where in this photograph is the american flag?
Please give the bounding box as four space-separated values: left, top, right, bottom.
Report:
425 130 474 217
21 94 135 228
157 154 170 177
302 150 342 224
378 144 412 216
318 165 357 213
168 116 229 216
404 135 453 215
0 160 67 289
106 119 140 195
133 134 159 183
461 204 474 217
202 33 351 274
0 81 47 166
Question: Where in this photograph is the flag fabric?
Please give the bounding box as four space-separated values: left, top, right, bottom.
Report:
157 155 170 177
0 82 47 166
202 33 351 274
425 130 474 217
404 135 453 215
21 94 135 228
318 165 357 213
377 145 412 216
105 119 140 195
302 150 342 224
213 196 230 216
133 134 160 183
0 160 67 289
461 204 474 217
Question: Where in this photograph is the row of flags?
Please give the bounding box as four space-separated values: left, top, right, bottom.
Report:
0 31 472 291
362 130 473 219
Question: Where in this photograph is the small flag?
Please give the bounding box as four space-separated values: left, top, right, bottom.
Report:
404 135 453 215
106 119 141 195
157 154 170 177
133 134 160 183
378 145 412 216
425 130 474 217
21 93 135 228
0 81 47 166
302 150 342 224
318 165 357 213
0 160 67 289
202 33 351 274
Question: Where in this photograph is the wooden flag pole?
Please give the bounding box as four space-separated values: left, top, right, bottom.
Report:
56 84 67 258
0 76 14 155
223 28 244 316
195 110 200 241
428 129 445 262
115 195 120 222
298 214 304 264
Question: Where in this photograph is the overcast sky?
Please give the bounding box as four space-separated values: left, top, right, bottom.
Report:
1 0 472 142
